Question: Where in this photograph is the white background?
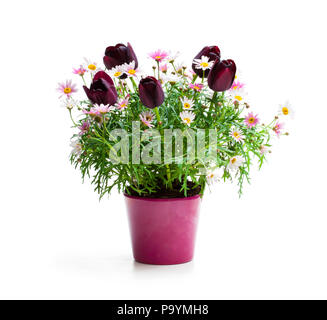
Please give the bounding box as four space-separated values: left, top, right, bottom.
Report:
0 0 326 299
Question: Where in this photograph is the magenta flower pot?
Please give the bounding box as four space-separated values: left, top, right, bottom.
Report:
124 194 201 265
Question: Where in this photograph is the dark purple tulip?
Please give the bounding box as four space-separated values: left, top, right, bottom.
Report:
103 42 138 71
83 71 117 105
207 59 236 92
192 46 221 78
138 76 165 109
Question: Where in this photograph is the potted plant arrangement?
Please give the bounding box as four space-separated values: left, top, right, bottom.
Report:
58 43 292 265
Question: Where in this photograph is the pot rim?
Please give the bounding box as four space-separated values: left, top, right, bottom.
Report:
124 193 201 201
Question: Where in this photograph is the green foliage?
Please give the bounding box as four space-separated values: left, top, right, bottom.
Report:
68 66 278 198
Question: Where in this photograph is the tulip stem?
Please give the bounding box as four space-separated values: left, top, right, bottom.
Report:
154 107 172 190
130 77 138 92
209 91 218 118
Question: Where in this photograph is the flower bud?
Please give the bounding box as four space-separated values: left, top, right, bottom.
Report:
103 42 138 71
138 76 165 109
83 71 117 106
208 59 236 92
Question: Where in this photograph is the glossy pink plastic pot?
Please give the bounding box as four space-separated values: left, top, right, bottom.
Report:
124 194 201 265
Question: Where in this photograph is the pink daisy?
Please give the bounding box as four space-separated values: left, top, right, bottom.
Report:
149 49 169 63
73 65 87 76
115 96 130 110
230 81 245 91
78 121 90 135
244 113 259 128
94 104 114 115
140 111 155 128
273 122 284 137
57 80 77 98
83 107 100 117
189 83 204 92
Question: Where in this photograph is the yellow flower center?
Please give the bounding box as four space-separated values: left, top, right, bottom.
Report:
209 174 214 178
200 62 209 68
128 69 136 75
231 158 237 164
121 103 126 108
194 86 200 90
233 132 240 139
184 117 191 124
88 64 96 71
235 95 243 101
155 55 162 60
184 103 191 109
146 116 152 121
282 107 289 115
248 117 255 123
64 87 72 94
114 71 122 77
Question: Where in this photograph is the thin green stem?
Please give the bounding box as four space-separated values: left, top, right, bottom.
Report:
81 75 87 86
192 75 198 84
69 109 78 126
156 61 160 80
154 107 172 189
130 77 138 92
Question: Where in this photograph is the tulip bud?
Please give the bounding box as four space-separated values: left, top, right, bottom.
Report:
138 76 165 109
103 42 138 73
192 46 221 78
83 71 117 106
207 59 236 92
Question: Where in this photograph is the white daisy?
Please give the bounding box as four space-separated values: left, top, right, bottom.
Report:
61 98 77 110
181 97 194 110
167 51 180 63
161 73 181 84
174 63 185 75
206 171 219 185
180 110 196 126
84 58 100 75
193 56 214 71
278 101 294 119
229 88 247 104
70 139 83 156
122 61 141 77
109 64 125 79
230 127 244 143
228 155 245 171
